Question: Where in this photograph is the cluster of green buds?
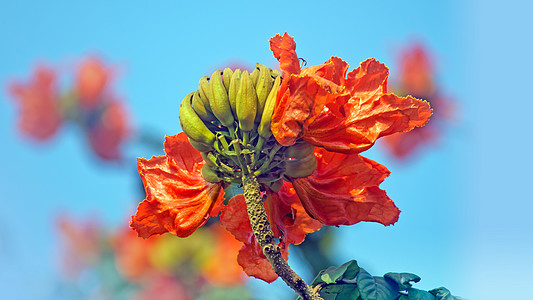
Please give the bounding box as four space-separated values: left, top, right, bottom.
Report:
179 63 318 192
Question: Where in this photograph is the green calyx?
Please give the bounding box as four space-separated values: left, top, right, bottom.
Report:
179 64 318 189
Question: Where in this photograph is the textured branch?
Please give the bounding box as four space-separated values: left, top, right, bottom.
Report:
242 175 323 300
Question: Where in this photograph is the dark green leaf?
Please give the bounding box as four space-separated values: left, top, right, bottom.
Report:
322 284 345 294
407 288 436 300
357 269 399 300
384 273 421 290
335 285 359 300
428 287 454 300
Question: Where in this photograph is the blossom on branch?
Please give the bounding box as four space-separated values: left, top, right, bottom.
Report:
131 32 432 283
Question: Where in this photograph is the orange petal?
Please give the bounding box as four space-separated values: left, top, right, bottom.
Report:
220 195 253 243
271 75 346 146
265 183 322 246
291 148 400 226
237 242 279 283
381 125 438 160
131 133 224 238
270 32 301 75
301 56 349 87
305 94 432 153
345 58 389 101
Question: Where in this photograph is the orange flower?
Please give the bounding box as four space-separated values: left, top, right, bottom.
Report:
268 33 431 227
270 33 432 154
131 132 225 238
8 66 62 141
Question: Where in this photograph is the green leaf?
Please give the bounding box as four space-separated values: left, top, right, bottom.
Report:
322 284 345 294
428 287 454 300
356 269 399 300
384 273 421 290
335 284 359 300
319 260 360 284
407 288 437 300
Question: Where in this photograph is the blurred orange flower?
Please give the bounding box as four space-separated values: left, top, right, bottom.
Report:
7 57 130 161
382 43 456 160
8 66 62 141
56 215 101 279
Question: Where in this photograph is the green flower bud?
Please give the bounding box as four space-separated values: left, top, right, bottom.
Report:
236 70 258 132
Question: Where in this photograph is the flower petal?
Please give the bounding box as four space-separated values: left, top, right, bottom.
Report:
131 133 224 238
301 56 349 87
237 242 279 283
345 58 389 102
305 93 432 153
265 183 322 246
271 75 348 146
270 32 301 75
291 148 400 226
220 192 292 283
220 195 253 243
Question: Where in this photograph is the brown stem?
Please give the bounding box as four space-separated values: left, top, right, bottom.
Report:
242 175 323 300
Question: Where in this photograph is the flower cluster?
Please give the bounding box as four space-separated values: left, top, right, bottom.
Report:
8 57 130 161
131 33 431 282
56 215 246 299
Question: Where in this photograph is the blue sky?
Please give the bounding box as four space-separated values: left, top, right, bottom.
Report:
0 1 531 299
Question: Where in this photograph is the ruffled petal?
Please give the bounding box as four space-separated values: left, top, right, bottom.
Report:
265 183 322 246
301 56 349 87
291 148 400 226
270 32 301 75
271 75 348 146
345 58 389 102
131 133 224 238
237 242 279 283
305 93 432 153
220 195 253 243
220 193 291 283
